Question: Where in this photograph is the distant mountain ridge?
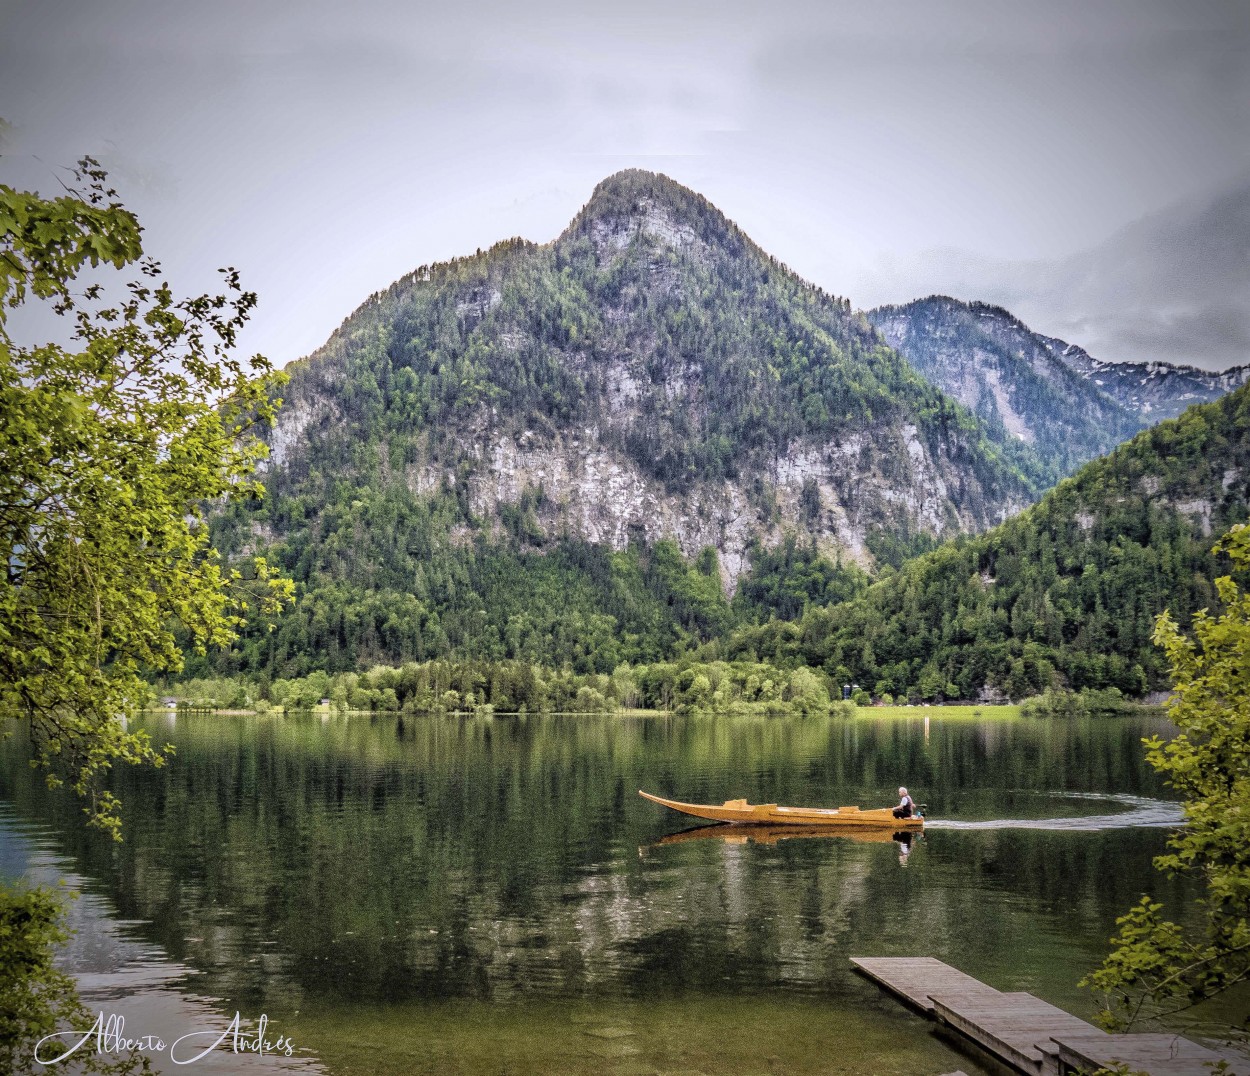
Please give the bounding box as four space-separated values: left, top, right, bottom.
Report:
867 296 1139 479
868 295 1250 476
873 176 1250 372
1040 337 1250 422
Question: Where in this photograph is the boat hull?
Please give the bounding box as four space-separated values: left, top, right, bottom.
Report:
639 790 924 828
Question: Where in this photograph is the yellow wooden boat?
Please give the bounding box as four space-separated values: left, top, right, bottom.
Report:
638 790 924 829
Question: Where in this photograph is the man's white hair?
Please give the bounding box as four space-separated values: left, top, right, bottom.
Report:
898 787 908 795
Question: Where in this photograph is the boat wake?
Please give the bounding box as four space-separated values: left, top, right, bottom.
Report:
924 793 1185 831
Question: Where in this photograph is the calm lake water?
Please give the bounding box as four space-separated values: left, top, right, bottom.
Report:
0 710 1206 1075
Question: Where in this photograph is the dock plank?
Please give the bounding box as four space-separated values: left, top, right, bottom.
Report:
931 993 1100 1075
851 956 1245 1075
849 956 1004 1014
1052 1029 1244 1075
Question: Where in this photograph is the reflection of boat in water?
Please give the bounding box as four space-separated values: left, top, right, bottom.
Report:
649 822 914 848
639 790 924 829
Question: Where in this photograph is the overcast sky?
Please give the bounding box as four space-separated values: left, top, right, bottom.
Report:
2 0 1247 370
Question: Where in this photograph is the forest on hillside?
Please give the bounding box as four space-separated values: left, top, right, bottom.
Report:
189 384 1249 707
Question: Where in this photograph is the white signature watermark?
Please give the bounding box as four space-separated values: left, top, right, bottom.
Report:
36 1010 296 1066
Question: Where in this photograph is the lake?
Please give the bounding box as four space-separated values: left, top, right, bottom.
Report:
0 710 1202 1074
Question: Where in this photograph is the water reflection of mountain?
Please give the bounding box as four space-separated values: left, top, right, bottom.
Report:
0 712 1192 1018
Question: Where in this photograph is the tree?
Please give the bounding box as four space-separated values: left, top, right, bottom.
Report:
1085 523 1250 1029
0 887 146 1074
0 157 291 836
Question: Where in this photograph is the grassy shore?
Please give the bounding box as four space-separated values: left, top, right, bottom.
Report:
859 703 1021 719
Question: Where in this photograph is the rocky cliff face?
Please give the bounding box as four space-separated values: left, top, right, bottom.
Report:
260 172 1039 589
391 413 993 587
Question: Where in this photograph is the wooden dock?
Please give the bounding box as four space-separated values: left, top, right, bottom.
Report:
1049 1029 1242 1076
848 956 1003 1014
850 956 1244 1075
930 992 1103 1074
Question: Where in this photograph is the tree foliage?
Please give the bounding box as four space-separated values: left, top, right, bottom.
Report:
0 885 148 1074
1085 523 1250 1030
737 387 1250 702
0 158 290 835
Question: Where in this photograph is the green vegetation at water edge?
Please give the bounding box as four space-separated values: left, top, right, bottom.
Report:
162 657 855 716
858 704 1020 719
162 670 1155 721
1086 523 1250 1028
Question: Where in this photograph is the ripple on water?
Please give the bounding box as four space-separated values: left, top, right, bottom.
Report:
0 809 325 1075
925 792 1185 831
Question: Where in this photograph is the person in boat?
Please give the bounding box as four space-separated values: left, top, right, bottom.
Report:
892 787 915 819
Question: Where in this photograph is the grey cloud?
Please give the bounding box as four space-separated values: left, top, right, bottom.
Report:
873 176 1250 370
1 0 1246 371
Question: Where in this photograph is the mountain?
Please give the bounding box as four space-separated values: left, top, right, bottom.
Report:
868 296 1250 473
732 382 1250 701
867 296 1141 478
208 170 1047 676
1042 339 1250 422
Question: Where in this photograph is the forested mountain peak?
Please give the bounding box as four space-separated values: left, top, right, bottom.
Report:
563 169 741 251
263 172 1042 566
214 174 1057 676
